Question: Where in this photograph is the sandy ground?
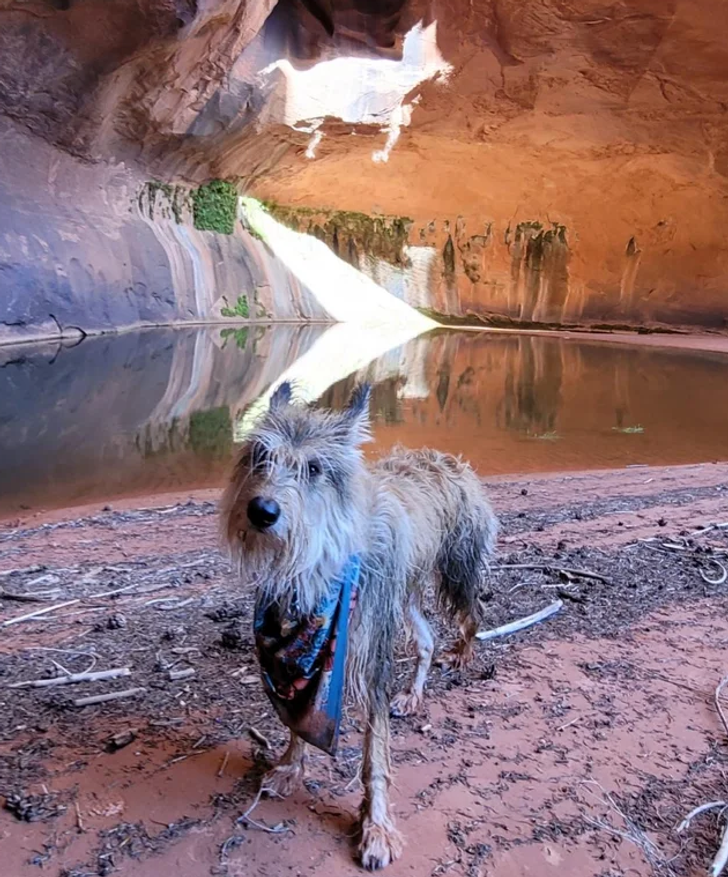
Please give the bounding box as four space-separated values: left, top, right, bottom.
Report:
1 463 728 877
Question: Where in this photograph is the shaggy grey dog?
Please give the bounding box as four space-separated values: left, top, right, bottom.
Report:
220 382 497 870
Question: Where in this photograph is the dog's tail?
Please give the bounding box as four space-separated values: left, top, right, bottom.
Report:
435 492 497 626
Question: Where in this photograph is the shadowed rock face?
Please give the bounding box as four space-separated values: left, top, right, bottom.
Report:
1 0 728 341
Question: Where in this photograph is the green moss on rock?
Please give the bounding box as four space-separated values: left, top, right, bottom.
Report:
220 327 250 349
220 294 250 319
192 180 238 235
189 407 233 458
262 202 413 267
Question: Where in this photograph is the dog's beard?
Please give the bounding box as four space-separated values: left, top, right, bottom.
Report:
232 518 355 616
232 527 291 584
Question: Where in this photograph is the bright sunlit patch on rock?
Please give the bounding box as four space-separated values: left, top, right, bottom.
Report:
258 21 451 163
366 245 439 307
239 197 436 329
233 320 435 441
234 197 437 439
372 101 417 164
305 128 324 159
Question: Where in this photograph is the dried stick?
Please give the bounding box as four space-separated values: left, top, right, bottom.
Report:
493 564 610 584
168 668 196 682
692 522 728 536
74 687 146 707
87 583 139 599
0 589 48 603
9 667 130 689
701 561 728 586
580 780 666 870
476 600 564 641
236 786 289 834
2 599 80 626
248 727 270 749
716 675 728 738
677 677 728 876
677 801 727 833
0 565 44 579
712 822 728 877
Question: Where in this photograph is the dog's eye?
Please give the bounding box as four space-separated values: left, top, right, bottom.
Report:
251 444 269 469
240 444 268 471
307 460 322 478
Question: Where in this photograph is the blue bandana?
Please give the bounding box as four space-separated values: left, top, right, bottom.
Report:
253 555 361 756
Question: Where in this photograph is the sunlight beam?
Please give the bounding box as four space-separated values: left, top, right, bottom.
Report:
240 197 437 330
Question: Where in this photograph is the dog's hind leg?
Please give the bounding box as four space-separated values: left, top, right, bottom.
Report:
261 730 307 798
391 596 434 717
359 700 404 870
437 612 479 670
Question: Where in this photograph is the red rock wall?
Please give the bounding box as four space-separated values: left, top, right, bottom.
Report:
252 0 728 331
1 0 727 336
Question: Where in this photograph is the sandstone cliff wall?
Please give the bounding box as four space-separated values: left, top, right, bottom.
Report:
1 0 727 340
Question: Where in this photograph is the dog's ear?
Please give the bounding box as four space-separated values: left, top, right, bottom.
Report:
347 383 371 418
343 383 372 442
269 381 293 412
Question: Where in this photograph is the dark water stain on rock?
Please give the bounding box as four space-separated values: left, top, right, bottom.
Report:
508 221 570 324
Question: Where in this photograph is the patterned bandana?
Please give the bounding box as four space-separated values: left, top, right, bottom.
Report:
253 555 361 756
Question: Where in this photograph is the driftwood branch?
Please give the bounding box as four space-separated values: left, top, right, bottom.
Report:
9 667 130 690
73 687 147 707
677 801 727 833
249 727 270 749
0 565 44 579
2 599 80 627
476 600 564 641
701 560 728 587
677 676 728 877
168 668 196 682
716 675 728 738
712 823 728 877
493 564 610 584
0 589 48 604
235 786 290 835
692 522 728 537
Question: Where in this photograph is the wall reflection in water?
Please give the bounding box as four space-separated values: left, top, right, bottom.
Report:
1 327 727 516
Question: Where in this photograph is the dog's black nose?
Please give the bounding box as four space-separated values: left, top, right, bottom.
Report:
247 497 280 530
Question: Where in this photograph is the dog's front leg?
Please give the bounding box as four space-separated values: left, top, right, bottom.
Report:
261 730 307 798
391 597 435 717
359 705 403 870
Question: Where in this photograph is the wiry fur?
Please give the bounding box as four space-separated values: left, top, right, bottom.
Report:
220 381 498 870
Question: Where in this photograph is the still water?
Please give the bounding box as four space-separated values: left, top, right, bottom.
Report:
1 325 727 517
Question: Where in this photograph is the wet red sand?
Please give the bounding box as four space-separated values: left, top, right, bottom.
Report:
2 463 728 876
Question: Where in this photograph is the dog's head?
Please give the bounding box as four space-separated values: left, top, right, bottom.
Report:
220 381 372 610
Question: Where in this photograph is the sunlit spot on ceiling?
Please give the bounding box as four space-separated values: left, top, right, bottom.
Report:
257 20 451 163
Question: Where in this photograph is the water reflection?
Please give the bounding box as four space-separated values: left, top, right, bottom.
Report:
1 327 727 516
499 336 564 437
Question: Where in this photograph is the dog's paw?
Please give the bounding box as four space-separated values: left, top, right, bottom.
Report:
359 817 404 870
390 689 423 718
261 761 304 798
437 642 474 671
